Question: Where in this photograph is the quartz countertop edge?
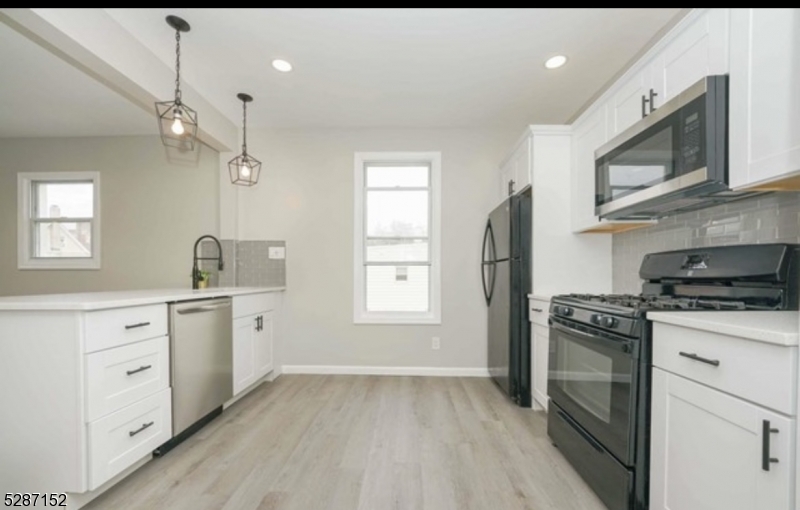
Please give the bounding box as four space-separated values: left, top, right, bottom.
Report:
647 311 799 347
528 294 552 302
0 287 286 312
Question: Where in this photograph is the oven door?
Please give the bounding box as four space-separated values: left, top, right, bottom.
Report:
548 317 638 466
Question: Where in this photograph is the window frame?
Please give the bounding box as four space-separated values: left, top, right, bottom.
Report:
353 152 442 325
17 171 101 270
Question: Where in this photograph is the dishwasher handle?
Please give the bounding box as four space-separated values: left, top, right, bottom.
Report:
176 302 232 315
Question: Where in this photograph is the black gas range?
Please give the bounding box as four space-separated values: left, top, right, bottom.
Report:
546 244 800 510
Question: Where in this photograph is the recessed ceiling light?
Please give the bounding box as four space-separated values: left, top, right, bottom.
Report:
544 55 568 70
272 59 293 72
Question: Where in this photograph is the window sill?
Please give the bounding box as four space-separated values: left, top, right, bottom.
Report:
354 314 441 325
18 258 101 270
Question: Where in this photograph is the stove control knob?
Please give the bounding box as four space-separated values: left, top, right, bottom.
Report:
602 316 618 328
558 306 574 317
590 314 602 325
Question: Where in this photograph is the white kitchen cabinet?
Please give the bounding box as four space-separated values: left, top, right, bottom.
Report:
232 293 277 396
729 8 800 190
529 297 550 411
498 133 532 203
233 314 258 395
654 8 729 105
609 68 652 137
255 310 275 377
531 323 549 411
570 105 607 232
651 368 795 510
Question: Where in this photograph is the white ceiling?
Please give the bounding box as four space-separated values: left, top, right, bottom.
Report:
106 8 685 131
0 20 156 139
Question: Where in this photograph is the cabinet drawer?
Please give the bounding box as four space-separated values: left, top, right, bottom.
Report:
88 388 171 490
529 298 550 327
233 293 276 318
653 323 797 415
86 336 170 422
85 304 168 353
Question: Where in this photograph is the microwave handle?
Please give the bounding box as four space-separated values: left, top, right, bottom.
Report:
550 320 633 355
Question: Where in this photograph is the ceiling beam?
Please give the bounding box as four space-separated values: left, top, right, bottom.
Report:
0 8 237 152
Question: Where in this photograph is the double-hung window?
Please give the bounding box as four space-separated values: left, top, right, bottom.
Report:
17 172 101 270
354 152 441 324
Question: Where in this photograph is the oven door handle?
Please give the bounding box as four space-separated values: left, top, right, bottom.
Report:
550 320 633 354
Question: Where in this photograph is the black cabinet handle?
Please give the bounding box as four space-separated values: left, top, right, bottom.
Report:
762 420 780 471
641 94 648 118
125 322 151 330
126 365 152 376
678 351 720 367
508 179 515 196
255 315 263 331
648 88 658 113
532 308 543 313
129 421 154 437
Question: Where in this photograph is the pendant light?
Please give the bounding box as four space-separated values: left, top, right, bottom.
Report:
155 15 198 150
228 93 262 186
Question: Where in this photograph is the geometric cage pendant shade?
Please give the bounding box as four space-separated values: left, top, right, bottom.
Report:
229 93 262 186
156 100 198 151
155 15 198 151
228 152 262 187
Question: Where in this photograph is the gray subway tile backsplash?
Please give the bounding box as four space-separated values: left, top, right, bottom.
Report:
200 239 286 288
612 192 800 294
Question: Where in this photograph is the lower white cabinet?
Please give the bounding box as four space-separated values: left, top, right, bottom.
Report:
233 310 274 396
651 368 795 510
233 314 257 395
531 323 549 411
87 388 172 490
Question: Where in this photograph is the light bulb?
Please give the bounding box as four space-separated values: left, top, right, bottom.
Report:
240 164 251 177
171 117 185 135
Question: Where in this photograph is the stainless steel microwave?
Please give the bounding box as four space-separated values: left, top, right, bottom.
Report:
594 75 756 220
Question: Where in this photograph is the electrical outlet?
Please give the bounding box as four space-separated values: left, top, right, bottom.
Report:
432 337 440 350
268 246 286 259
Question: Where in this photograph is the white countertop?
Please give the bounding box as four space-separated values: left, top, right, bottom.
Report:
528 294 552 302
647 311 799 346
0 287 286 311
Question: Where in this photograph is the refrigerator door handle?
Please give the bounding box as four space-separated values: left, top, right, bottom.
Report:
482 220 497 304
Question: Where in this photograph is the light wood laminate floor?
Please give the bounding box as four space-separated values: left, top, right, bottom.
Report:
86 375 606 510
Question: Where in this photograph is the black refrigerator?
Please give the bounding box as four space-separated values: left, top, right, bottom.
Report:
481 186 531 407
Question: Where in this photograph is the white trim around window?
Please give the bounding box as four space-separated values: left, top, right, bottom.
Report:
17 171 101 270
353 152 442 325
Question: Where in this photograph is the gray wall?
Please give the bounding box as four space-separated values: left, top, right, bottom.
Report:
233 127 517 370
613 193 800 293
0 136 220 296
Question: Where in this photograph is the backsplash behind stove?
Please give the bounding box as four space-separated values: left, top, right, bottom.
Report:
613 192 800 294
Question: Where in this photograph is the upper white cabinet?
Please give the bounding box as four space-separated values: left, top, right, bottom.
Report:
497 133 532 202
571 105 608 232
655 8 729 105
729 8 800 190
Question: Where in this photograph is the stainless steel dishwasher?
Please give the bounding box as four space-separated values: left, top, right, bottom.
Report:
156 297 232 455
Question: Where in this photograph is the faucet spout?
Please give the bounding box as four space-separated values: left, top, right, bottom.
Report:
192 235 224 289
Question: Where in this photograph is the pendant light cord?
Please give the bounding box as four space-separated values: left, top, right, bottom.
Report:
174 30 182 103
242 100 248 155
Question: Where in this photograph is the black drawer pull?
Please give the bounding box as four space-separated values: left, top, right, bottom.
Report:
129 421 154 437
125 322 151 330
531 308 543 313
679 351 720 367
762 420 780 471
126 365 152 376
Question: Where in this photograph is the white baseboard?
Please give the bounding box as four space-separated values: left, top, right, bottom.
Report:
281 365 490 377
